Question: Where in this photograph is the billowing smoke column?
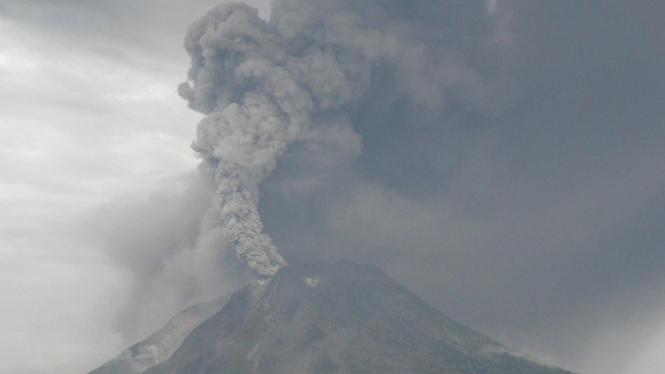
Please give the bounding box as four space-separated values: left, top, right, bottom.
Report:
178 0 509 277
178 2 364 277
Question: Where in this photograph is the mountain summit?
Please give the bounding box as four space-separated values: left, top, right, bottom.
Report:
93 261 575 374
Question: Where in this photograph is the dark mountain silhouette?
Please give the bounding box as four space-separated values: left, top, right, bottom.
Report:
92 261 576 374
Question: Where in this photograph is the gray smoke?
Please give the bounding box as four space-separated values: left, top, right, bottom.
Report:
178 0 509 277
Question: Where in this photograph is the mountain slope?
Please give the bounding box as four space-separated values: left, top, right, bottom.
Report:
141 261 575 374
89 298 224 374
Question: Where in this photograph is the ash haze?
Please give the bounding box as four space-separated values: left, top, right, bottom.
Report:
0 1 664 374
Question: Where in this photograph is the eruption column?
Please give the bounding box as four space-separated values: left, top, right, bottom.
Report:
179 4 315 277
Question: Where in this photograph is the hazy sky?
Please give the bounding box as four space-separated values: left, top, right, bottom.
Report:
1 1 664 374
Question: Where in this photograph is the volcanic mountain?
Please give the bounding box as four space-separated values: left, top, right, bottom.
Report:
92 261 575 374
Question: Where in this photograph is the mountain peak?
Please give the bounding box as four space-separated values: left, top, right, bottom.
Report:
112 260 574 374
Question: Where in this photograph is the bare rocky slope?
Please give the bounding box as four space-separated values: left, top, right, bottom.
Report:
89 298 224 374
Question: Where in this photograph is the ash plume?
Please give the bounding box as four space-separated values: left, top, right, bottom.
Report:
178 0 510 277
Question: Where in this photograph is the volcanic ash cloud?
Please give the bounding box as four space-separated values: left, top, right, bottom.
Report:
178 1 509 277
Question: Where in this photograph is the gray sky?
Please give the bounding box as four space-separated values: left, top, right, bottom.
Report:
1 1 664 374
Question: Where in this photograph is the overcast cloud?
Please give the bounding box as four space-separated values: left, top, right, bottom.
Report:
0 1 664 374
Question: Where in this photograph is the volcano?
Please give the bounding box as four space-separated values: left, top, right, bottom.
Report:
91 261 575 374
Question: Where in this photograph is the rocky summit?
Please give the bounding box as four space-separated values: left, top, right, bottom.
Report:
93 261 576 374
